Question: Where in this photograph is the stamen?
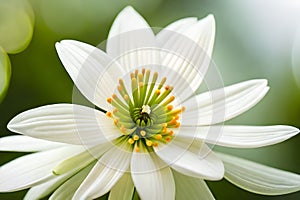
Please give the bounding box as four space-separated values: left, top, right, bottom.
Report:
133 135 139 141
146 140 153 147
155 134 162 140
158 77 167 90
128 138 134 145
131 78 139 105
106 69 184 151
140 130 146 137
144 72 158 104
106 112 112 118
107 98 112 104
167 105 173 111
161 96 175 107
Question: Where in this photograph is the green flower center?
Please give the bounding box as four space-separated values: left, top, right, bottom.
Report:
106 68 184 152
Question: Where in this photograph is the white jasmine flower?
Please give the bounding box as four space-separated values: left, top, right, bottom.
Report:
1 6 300 200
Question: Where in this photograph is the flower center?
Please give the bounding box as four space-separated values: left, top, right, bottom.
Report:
106 68 185 152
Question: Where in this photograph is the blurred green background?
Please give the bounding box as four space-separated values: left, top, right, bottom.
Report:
1 0 300 199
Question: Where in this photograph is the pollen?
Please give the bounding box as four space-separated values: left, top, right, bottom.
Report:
140 130 146 137
155 89 161 95
155 134 162 140
128 138 134 144
146 140 153 147
106 112 112 118
133 135 139 141
167 105 173 111
106 98 112 104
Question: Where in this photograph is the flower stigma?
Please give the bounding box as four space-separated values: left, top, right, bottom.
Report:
106 68 185 152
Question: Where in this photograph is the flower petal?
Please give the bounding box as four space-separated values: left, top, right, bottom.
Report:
0 146 84 192
0 135 64 152
131 145 175 200
108 173 134 200
154 138 224 180
7 104 120 146
157 15 215 102
24 168 76 200
217 152 300 195
49 162 95 200
156 17 198 42
55 40 124 110
182 79 269 125
177 125 299 148
106 6 156 72
73 143 131 199
172 170 215 200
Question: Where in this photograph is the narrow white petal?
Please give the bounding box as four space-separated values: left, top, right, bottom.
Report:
73 143 131 199
156 17 198 41
106 6 156 72
0 135 64 152
131 146 175 200
24 168 75 200
0 146 84 192
177 125 299 148
217 152 300 195
49 163 95 200
55 40 124 110
7 104 120 146
52 142 112 175
154 138 224 180
108 173 134 200
157 15 215 102
173 170 215 200
182 79 269 125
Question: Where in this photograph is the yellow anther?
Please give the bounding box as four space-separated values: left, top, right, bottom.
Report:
139 82 144 87
167 105 173 111
114 119 118 125
165 136 171 142
133 135 139 140
106 97 112 104
112 94 117 99
135 147 140 153
165 85 171 90
169 130 174 136
130 73 135 79
120 125 126 133
140 130 146 137
162 123 168 128
124 95 129 100
163 127 167 133
169 119 177 125
155 134 162 140
153 142 158 147
142 68 146 75
128 138 134 145
175 122 181 128
155 89 161 95
113 108 118 113
182 106 186 112
138 73 143 81
106 112 112 118
146 140 153 147
117 85 122 92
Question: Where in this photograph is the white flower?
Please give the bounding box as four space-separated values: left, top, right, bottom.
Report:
1 6 300 200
